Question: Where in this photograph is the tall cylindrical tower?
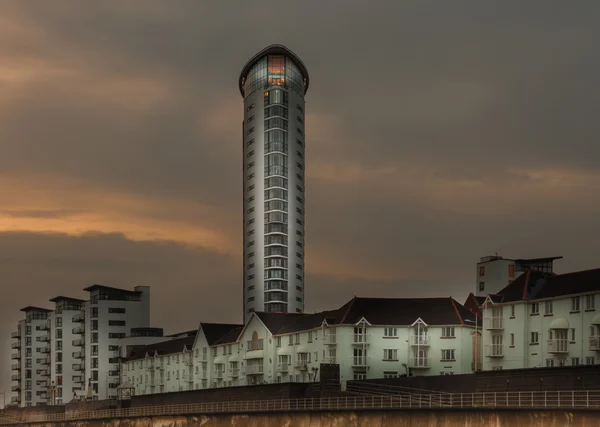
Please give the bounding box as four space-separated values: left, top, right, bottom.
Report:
239 45 309 322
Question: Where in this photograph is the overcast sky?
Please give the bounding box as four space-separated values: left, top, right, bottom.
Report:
1 1 599 399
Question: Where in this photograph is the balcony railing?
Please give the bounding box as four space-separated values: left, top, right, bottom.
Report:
352 357 367 367
73 376 84 384
11 363 20 370
36 335 50 342
11 374 21 381
72 326 85 335
547 339 569 354
37 357 50 365
11 353 21 360
243 365 264 375
11 331 21 339
277 363 290 372
485 344 504 357
322 357 336 364
73 351 85 359
213 371 224 379
409 335 429 346
485 317 504 330
72 312 85 322
38 369 50 377
73 338 85 347
39 347 51 354
231 368 239 377
353 334 368 345
11 385 20 392
72 364 85 372
108 370 120 377
323 333 337 345
11 342 21 349
38 321 50 331
295 361 308 370
408 357 431 368
590 336 600 351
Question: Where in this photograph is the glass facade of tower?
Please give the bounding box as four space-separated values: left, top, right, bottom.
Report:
240 46 308 322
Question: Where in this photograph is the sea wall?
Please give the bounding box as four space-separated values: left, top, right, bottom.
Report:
16 410 600 427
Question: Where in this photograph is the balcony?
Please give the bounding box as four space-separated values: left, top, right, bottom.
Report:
72 326 85 335
36 334 50 342
11 352 21 360
323 333 337 345
38 321 50 331
277 363 290 372
73 376 84 384
322 357 337 364
72 338 85 347
485 317 504 330
547 339 569 354
38 369 50 377
353 334 369 345
590 336 600 351
39 347 51 354
295 360 308 370
243 365 264 375
409 335 429 346
11 385 20 392
11 363 20 370
108 370 120 377
72 351 85 359
231 368 239 377
485 344 504 357
11 397 20 404
11 342 21 349
11 331 21 339
72 312 85 323
212 370 224 379
38 380 48 388
72 364 85 372
408 357 431 369
37 357 50 365
352 357 367 368
11 374 21 381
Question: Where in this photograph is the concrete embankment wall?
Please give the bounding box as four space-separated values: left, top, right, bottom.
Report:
19 410 600 427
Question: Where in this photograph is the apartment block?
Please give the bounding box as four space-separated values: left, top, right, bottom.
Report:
482 268 600 371
121 297 480 395
476 255 562 297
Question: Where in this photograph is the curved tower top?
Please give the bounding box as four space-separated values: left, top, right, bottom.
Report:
238 44 310 98
239 45 309 322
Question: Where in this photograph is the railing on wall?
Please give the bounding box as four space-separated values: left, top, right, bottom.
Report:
2 390 600 424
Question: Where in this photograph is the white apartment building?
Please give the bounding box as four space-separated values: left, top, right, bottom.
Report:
482 268 600 371
476 255 562 297
122 297 480 395
10 307 53 407
9 284 152 407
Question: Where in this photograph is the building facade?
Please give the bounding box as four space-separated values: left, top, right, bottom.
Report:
239 45 310 321
121 297 480 395
476 255 562 297
9 285 152 407
482 268 600 371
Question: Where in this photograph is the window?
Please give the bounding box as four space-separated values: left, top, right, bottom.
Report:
108 308 126 314
296 219 303 225
571 357 580 366
297 116 303 124
441 349 455 361
383 371 399 379
295 334 300 344
55 317 62 327
246 138 255 147
247 252 255 258
56 341 62 351
108 320 126 326
247 161 255 169
91 333 98 344
544 301 553 315
570 328 576 342
297 139 303 147
572 296 580 312
530 332 539 344
246 103 255 112
288 335 293 346
297 127 303 136
510 333 515 347
510 305 515 318
276 337 281 347
91 320 98 331
441 327 455 338
296 104 304 113
383 349 398 361
109 333 125 338
308 332 313 343
508 264 515 278
296 150 303 159
247 115 255 123
56 329 62 340
586 356 595 365
530 303 539 315
586 295 595 311
479 266 485 276
247 229 255 236
247 150 255 157
296 241 303 247
247 240 255 247
479 282 485 292
247 184 255 192
247 196 255 203
246 127 255 135
546 359 554 368
247 263 255 269
247 173 255 180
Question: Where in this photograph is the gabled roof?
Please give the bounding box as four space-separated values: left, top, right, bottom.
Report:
126 335 196 361
490 268 600 303
214 326 244 345
200 323 244 346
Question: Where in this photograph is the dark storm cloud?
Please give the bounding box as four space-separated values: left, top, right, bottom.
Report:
1 0 600 397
